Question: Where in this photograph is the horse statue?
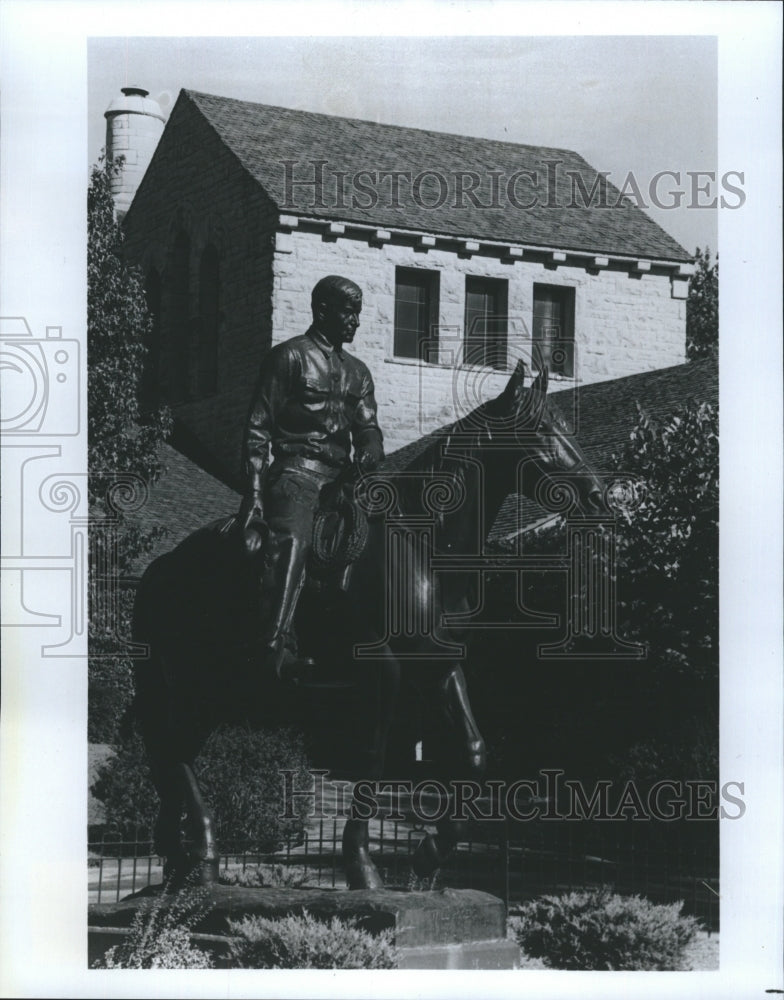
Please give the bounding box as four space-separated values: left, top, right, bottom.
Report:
131 361 608 890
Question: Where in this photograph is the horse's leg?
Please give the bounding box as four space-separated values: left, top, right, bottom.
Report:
412 663 487 878
138 656 219 888
148 750 219 888
342 819 384 890
176 760 219 885
342 644 400 890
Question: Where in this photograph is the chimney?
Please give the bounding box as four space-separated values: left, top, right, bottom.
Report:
104 86 166 220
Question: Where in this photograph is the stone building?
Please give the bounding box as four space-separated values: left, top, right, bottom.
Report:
114 87 694 486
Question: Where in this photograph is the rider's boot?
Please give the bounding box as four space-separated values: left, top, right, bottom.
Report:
260 538 315 684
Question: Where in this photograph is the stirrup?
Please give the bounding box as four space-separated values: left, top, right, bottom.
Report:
273 646 317 685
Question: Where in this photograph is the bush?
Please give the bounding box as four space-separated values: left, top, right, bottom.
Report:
93 724 312 848
94 883 213 969
92 728 158 838
610 715 718 788
197 726 311 850
88 656 134 744
509 888 699 970
227 910 398 969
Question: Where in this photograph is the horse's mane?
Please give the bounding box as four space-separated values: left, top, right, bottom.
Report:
400 404 489 474
380 385 568 519
379 402 491 515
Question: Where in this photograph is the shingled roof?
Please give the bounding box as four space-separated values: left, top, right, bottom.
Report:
179 89 690 263
128 440 241 578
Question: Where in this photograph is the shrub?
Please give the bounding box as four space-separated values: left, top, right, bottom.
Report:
197 726 311 851
94 883 213 969
93 724 312 848
610 715 719 788
227 910 398 969
91 728 158 838
509 887 699 970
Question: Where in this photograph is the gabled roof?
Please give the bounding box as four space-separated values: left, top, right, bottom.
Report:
128 440 241 577
179 89 691 263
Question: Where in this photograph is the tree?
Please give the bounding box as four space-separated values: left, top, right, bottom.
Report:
686 247 718 360
612 399 718 713
88 155 172 742
88 155 171 571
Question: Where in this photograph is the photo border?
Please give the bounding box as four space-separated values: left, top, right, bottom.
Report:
1 3 781 997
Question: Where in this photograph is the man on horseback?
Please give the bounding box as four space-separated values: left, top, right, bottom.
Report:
239 275 385 682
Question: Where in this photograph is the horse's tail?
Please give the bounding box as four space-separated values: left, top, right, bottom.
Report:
129 552 174 745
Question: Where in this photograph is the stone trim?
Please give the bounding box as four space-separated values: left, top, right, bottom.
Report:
276 214 693 275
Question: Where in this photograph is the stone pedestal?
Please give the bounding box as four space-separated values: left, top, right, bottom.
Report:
89 885 520 969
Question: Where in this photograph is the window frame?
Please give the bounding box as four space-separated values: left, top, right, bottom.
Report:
463 275 509 371
532 283 576 378
393 266 440 362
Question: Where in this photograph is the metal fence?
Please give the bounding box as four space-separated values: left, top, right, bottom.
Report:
89 817 719 931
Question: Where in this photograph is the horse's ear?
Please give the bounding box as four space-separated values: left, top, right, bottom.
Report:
515 364 549 428
497 359 527 411
530 365 549 405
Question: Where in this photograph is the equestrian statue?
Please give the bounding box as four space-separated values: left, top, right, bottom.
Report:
132 275 608 890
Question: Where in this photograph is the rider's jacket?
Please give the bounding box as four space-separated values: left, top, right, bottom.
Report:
243 326 384 494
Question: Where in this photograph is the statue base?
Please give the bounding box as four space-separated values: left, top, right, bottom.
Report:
89 884 521 969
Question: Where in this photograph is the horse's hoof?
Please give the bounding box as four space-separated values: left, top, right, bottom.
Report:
198 857 220 885
345 861 384 891
163 853 219 890
464 739 486 775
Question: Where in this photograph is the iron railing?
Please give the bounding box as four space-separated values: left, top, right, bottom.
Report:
88 817 719 930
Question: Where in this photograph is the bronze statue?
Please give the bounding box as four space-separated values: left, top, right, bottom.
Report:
240 275 384 682
133 340 608 891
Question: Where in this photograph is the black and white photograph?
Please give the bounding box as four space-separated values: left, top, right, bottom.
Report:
0 3 781 997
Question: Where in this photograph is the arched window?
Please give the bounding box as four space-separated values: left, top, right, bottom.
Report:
198 245 220 396
167 231 190 403
141 266 161 413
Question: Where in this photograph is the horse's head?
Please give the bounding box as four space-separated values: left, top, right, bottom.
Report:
479 359 607 518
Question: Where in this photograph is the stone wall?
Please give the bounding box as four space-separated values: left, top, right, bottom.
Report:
272 228 687 454
122 96 279 483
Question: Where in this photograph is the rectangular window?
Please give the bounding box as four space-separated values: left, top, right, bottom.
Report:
532 284 576 377
394 267 439 360
464 276 508 370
